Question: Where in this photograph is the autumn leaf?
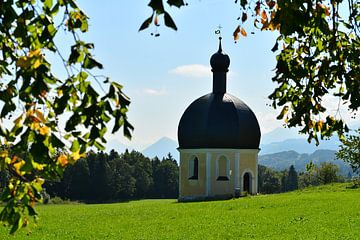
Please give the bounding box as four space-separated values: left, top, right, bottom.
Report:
261 10 268 24
13 160 26 176
233 25 241 41
317 120 324 131
255 1 260 15
154 14 159 26
39 125 50 136
35 110 46 122
240 27 247 37
241 12 247 22
267 0 276 9
0 150 8 158
29 49 41 57
57 154 68 167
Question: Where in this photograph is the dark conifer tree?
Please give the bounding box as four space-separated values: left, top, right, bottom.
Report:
286 165 299 191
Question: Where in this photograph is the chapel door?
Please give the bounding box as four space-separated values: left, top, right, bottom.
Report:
243 172 251 194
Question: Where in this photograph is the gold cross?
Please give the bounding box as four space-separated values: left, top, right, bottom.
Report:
215 25 222 37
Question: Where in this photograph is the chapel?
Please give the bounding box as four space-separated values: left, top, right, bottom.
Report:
177 38 261 201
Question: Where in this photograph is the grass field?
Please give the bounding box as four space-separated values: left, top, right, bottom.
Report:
1 183 359 239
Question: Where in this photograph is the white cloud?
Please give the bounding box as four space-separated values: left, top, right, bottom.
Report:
143 88 167 96
169 64 211 78
257 111 284 134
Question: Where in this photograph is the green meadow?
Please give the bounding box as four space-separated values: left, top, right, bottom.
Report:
1 183 359 239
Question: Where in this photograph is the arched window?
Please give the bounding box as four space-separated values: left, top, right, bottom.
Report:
189 156 198 180
217 155 229 181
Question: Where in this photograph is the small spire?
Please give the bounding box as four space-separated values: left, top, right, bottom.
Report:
215 25 223 53
218 37 223 53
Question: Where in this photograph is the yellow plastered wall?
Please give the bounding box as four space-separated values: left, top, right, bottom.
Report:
179 152 206 198
210 152 235 196
239 152 257 194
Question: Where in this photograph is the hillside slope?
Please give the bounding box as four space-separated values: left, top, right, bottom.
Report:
259 149 352 175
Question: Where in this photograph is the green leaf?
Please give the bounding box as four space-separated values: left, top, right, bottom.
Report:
70 139 80 152
164 12 177 31
148 0 165 13
94 141 105 151
83 56 103 69
44 0 53 9
167 0 185 8
10 213 22 234
139 13 154 31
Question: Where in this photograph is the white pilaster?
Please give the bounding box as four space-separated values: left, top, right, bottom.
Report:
255 153 258 194
235 152 240 189
206 152 211 196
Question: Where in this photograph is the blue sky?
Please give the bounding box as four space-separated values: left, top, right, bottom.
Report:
69 0 355 150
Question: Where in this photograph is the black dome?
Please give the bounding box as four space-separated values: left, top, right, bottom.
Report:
178 93 261 149
177 38 261 149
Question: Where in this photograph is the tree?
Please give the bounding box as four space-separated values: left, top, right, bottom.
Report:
65 158 90 200
336 128 360 173
298 161 320 188
258 165 281 194
317 162 340 184
141 0 359 144
286 165 299 191
153 154 178 198
0 0 133 232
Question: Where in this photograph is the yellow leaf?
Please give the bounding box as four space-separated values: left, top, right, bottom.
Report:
39 125 50 136
33 58 41 69
70 150 85 162
32 161 45 170
0 150 8 158
30 122 41 131
317 120 324 131
34 177 45 186
29 49 41 57
57 89 63 97
13 160 26 176
57 154 68 167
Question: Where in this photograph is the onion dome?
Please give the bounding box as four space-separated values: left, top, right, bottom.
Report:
177 38 261 149
210 37 230 73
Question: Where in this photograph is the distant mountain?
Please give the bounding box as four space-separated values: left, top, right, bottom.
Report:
261 121 359 145
259 149 352 175
260 137 341 155
142 137 179 161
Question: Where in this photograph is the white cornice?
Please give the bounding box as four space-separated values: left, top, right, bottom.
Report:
179 148 260 154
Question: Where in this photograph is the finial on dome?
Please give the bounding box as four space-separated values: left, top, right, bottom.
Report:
218 37 223 53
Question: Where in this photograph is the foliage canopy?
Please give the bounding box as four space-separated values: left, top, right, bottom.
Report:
336 128 360 173
0 0 132 233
